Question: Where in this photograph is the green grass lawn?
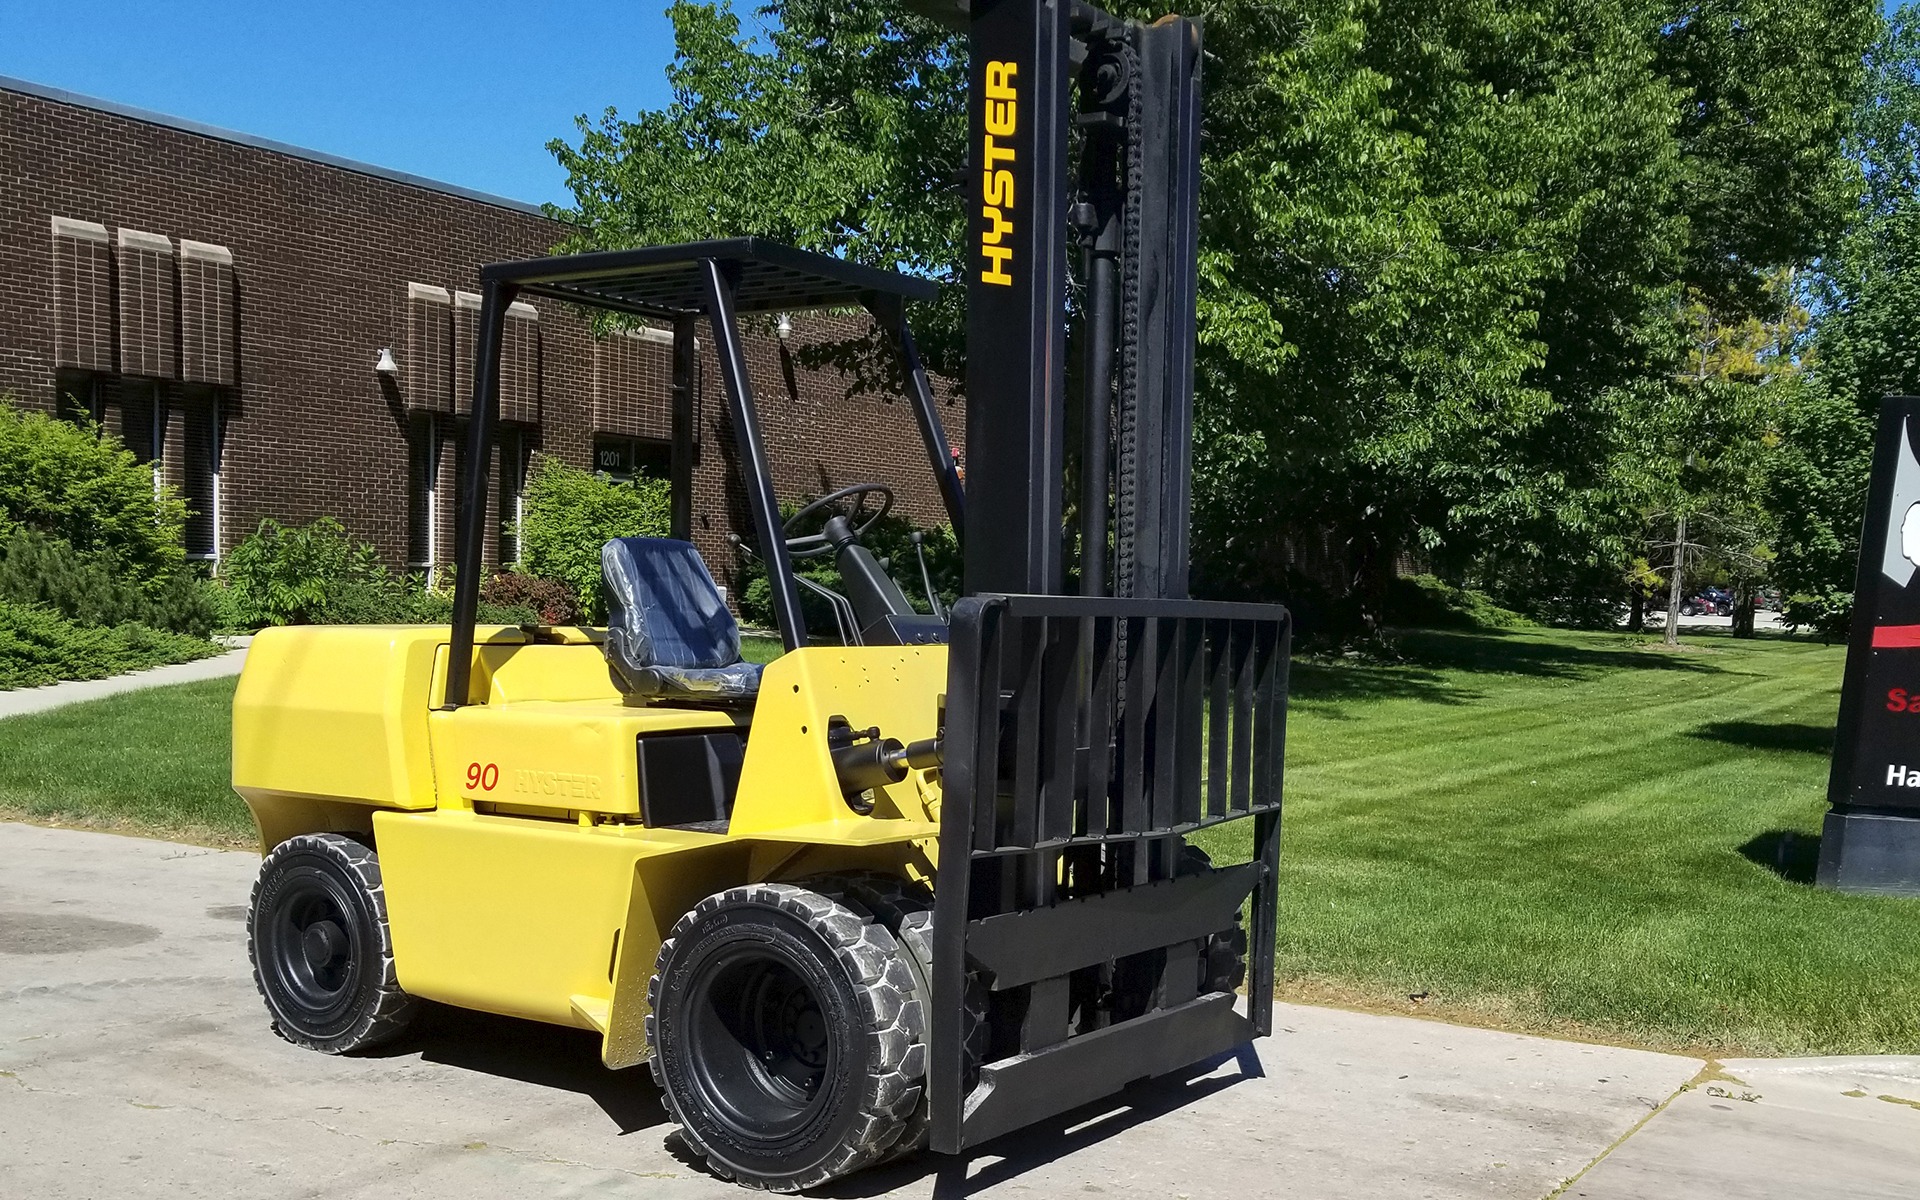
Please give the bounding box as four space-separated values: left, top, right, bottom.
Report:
1195 624 1920 1057
3 624 1915 1055
0 676 249 844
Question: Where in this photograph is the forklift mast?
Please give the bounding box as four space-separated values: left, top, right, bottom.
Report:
915 0 1288 1158
950 0 1203 602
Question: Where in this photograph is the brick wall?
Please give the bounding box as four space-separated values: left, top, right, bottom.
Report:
0 83 964 594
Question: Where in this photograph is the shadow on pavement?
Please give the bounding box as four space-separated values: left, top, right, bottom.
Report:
817 1045 1266 1199
363 1004 1263 1192
1689 720 1834 755
1738 829 1822 886
372 1002 671 1135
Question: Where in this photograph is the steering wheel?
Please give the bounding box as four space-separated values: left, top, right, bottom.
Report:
783 483 894 558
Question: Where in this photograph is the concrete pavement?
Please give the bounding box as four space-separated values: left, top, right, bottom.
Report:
1568 1056 1920 1199
0 639 249 720
0 822 1908 1198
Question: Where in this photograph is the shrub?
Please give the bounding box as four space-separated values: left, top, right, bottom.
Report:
1382 574 1532 632
517 455 670 621
0 530 217 638
0 600 218 690
0 397 188 587
482 571 580 624
397 573 540 627
734 501 961 633
222 517 399 626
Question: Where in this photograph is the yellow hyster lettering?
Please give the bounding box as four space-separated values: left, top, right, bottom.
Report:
980 59 1019 287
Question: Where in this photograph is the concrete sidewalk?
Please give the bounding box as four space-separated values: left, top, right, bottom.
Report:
0 822 1913 1198
0 639 249 719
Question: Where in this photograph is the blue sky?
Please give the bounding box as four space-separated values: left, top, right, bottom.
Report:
0 1 682 208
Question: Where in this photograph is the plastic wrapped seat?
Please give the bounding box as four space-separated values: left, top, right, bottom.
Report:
601 538 762 703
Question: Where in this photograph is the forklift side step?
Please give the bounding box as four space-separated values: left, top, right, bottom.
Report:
956 992 1253 1150
967 862 1260 990
569 993 611 1033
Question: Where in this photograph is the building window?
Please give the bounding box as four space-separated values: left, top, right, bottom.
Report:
408 413 439 573
51 217 113 373
179 241 236 387
594 435 671 484
499 428 533 567
117 229 178 381
180 396 223 561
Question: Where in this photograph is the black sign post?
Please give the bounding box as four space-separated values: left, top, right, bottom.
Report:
1822 394 1920 894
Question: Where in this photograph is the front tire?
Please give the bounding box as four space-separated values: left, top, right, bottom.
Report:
647 882 923 1192
247 833 417 1054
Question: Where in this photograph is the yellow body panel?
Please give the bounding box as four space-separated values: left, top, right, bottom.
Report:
373 808 748 1028
732 645 948 834
429 702 738 816
231 626 949 1066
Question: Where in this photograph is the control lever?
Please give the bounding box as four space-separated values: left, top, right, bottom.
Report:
910 530 947 621
728 533 863 645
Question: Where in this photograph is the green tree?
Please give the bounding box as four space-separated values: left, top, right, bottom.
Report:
551 0 1872 629
1772 5 1920 634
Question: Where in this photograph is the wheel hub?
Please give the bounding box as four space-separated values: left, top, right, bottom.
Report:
302 920 347 970
685 948 840 1142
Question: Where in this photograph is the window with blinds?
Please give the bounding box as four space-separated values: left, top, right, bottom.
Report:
404 283 452 413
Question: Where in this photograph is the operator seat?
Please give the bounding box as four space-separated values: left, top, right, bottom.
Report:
601 537 762 704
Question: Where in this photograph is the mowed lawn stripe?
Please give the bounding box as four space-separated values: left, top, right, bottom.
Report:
1197 626 1920 1055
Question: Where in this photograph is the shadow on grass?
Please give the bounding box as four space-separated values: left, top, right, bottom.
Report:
1738 829 1821 886
1688 721 1834 755
1392 629 1733 680
1289 658 1482 709
1289 627 1730 709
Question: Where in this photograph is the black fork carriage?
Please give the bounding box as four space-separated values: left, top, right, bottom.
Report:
929 593 1290 1152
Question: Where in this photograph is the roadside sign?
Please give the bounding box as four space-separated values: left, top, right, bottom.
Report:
1823 394 1920 891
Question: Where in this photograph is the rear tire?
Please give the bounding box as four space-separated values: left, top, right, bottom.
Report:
647 882 922 1192
247 833 417 1054
1181 847 1250 996
1110 846 1250 1020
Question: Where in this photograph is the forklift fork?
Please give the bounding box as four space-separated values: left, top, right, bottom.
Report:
928 593 1289 1152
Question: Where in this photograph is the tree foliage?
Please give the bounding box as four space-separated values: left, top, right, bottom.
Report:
516 455 671 621
550 0 1873 627
1771 5 1920 634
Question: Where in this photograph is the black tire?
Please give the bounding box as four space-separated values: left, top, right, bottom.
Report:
647 882 923 1191
1182 845 1250 996
247 833 417 1054
1111 846 1250 1020
814 872 989 1164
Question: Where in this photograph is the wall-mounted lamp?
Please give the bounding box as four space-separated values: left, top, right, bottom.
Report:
775 314 794 344
374 348 399 375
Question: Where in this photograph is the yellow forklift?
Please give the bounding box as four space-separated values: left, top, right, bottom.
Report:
231 1 1289 1190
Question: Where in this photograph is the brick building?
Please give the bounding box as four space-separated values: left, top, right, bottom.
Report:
0 75 963 590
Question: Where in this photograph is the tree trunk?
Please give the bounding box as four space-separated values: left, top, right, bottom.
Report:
1733 587 1756 638
1627 582 1645 633
1664 513 1686 647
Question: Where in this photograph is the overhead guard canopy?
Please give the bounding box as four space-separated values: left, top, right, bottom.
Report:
479 237 939 321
